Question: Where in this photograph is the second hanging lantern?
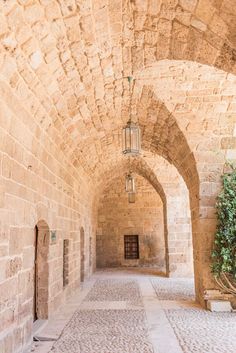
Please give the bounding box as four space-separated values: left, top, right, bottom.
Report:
125 173 135 193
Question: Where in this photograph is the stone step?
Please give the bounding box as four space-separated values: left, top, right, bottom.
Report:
32 320 48 337
207 300 232 312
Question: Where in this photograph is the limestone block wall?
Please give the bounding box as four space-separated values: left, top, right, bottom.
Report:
160 181 192 278
0 89 95 352
96 175 166 273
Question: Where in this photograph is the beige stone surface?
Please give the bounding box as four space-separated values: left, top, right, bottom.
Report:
0 0 235 351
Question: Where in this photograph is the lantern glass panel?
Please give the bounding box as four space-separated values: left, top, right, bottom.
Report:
122 128 125 151
130 129 135 150
135 127 140 151
126 127 131 150
128 192 135 203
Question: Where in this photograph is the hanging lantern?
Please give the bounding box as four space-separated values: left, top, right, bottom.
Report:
122 121 141 156
128 192 135 203
125 173 135 193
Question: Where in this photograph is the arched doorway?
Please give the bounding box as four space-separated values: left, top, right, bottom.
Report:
80 227 85 282
33 220 49 321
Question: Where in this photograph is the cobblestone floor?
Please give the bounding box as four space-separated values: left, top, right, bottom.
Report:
49 279 153 353
151 277 195 301
85 279 142 305
50 309 153 353
165 308 236 353
152 277 236 353
30 271 236 353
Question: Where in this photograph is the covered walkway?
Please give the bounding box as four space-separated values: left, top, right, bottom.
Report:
1 1 236 350
29 270 236 353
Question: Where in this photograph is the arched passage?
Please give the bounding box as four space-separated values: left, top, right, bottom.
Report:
34 220 50 320
96 158 169 273
0 1 235 350
97 174 166 273
67 85 198 294
95 156 194 279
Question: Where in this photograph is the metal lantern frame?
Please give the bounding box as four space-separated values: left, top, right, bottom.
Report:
122 120 141 156
122 76 141 157
125 173 135 193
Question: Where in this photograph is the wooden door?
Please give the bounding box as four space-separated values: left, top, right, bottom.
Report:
33 225 38 321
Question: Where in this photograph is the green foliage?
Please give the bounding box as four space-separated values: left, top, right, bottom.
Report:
212 165 236 279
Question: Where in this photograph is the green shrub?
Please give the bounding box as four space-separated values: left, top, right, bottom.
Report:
212 165 236 282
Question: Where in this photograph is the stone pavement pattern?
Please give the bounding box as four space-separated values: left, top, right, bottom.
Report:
151 276 236 353
85 279 142 305
30 272 236 353
151 277 195 301
165 309 236 353
50 309 153 353
49 279 153 353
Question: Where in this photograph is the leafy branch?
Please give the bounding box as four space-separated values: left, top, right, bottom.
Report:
212 163 236 295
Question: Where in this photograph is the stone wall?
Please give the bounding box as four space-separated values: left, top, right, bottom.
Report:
166 183 193 277
0 89 96 352
96 175 166 273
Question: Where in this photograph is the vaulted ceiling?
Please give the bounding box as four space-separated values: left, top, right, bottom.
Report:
0 0 235 189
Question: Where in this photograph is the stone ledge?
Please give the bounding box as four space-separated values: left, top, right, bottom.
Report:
204 289 234 301
207 300 232 312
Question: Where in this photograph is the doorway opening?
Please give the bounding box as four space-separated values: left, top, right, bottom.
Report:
33 220 50 321
80 227 85 282
63 239 69 287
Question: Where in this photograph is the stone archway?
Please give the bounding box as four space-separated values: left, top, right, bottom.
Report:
96 174 167 273
96 157 194 280
80 227 85 282
34 220 50 321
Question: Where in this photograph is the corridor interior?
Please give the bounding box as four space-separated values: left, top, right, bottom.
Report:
29 269 236 353
0 1 236 352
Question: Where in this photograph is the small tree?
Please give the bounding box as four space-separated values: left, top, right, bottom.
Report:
212 164 236 295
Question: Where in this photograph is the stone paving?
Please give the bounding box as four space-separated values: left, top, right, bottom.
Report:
151 276 236 353
30 271 236 353
50 309 153 353
85 279 142 305
165 308 236 353
49 279 153 353
151 277 195 301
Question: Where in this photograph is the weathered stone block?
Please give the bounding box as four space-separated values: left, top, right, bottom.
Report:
207 300 232 312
